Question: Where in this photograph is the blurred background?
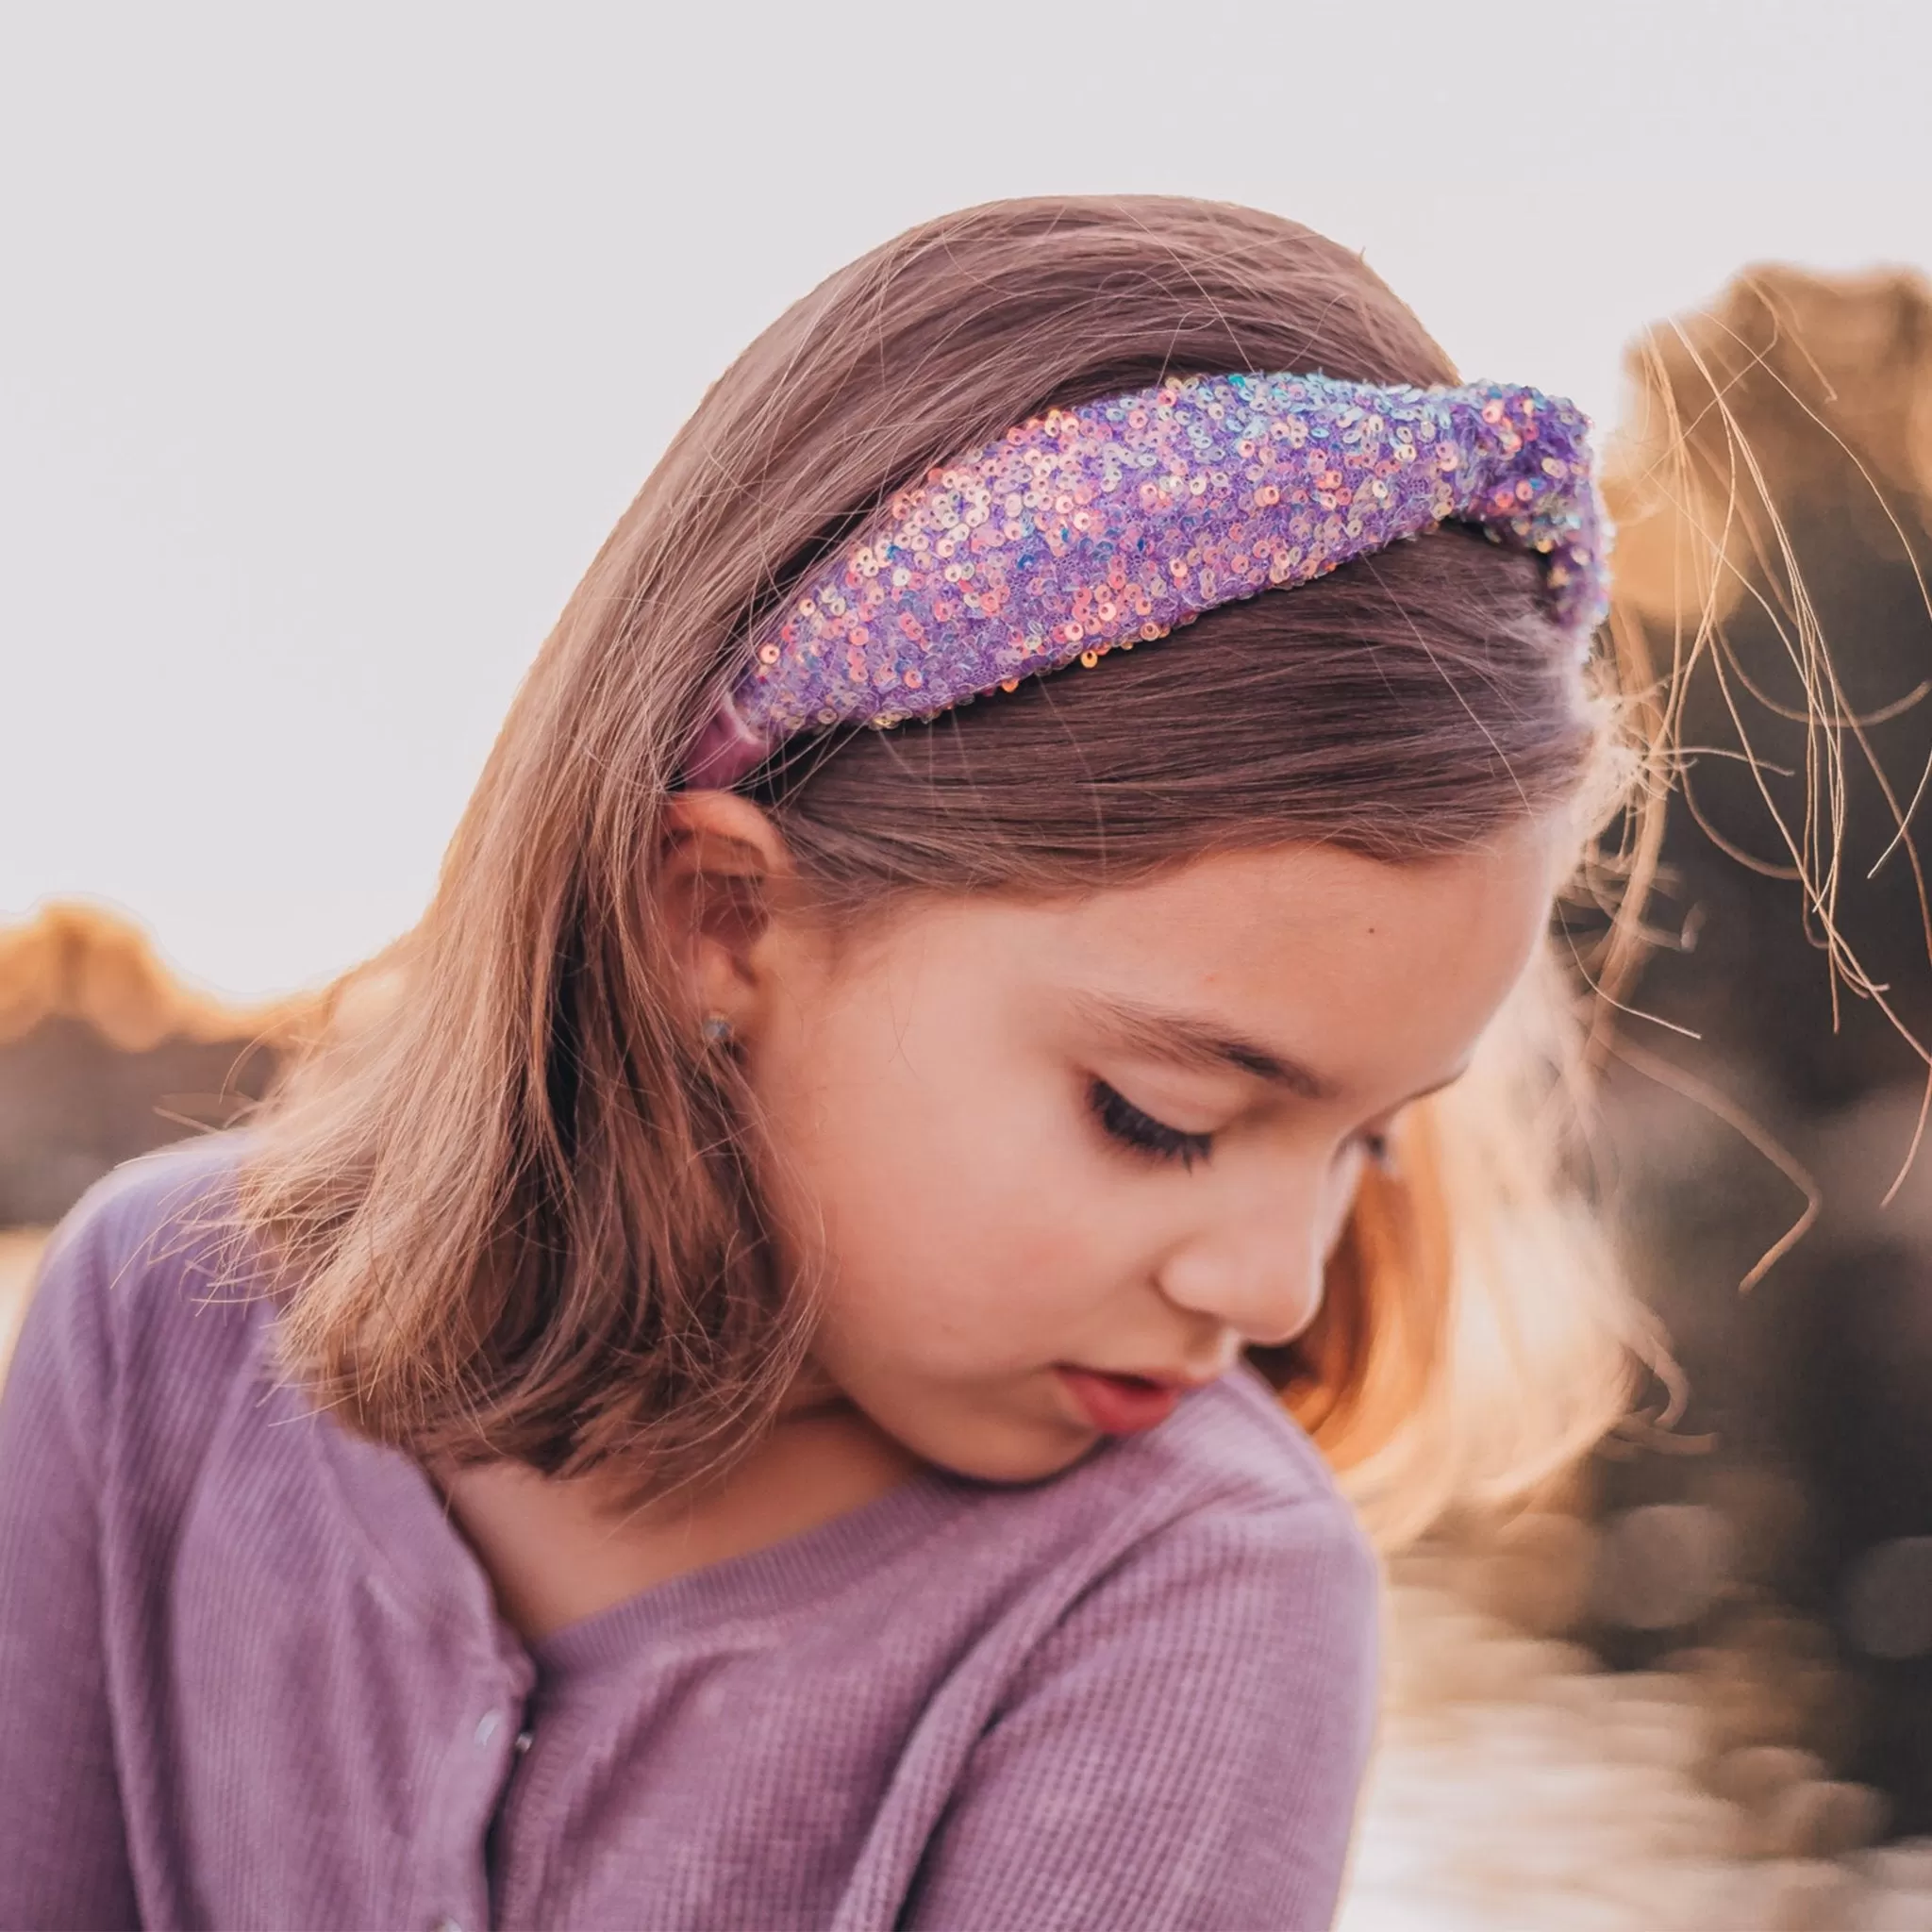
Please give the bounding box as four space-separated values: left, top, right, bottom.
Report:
5 4 1932 1925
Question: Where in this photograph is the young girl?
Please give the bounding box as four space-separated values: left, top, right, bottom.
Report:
0 196 1641 1930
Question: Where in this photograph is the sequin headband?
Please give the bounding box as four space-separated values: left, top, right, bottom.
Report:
684 368 1609 789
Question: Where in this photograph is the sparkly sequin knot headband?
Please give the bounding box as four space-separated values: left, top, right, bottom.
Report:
684 369 1610 789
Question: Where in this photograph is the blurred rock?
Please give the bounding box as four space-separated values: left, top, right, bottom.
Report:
1607 262 1932 632
1591 257 1932 1842
1710 1743 1829 1811
0 904 305 1226
1844 1538 1932 1662
1341 1547 1931 1927
1467 1511 1601 1637
1757 1778 1890 1861
1592 1505 1735 1632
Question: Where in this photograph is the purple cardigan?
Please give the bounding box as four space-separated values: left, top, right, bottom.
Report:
0 1142 1378 1930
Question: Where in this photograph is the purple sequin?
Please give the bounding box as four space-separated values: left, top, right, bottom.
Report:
685 370 1609 788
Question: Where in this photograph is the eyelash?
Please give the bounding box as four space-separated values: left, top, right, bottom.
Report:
1089 1080 1213 1169
1089 1079 1401 1176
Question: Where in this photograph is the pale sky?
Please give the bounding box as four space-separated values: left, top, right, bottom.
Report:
5 0 1929 998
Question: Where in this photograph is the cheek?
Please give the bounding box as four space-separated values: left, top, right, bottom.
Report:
1319 1150 1365 1259
752 1024 1124 1356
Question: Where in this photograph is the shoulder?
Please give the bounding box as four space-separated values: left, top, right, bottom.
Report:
1008 1364 1379 1678
1089 1361 1377 1592
14 1134 267 1441
1134 1358 1359 1519
37 1130 257 1311
902 1372 1379 1930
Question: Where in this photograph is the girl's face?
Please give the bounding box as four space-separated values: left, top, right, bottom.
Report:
689 806 1565 1486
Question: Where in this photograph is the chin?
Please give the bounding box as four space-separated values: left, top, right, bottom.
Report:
912 1418 1099 1488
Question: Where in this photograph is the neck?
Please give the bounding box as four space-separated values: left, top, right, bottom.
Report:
437 1392 924 1644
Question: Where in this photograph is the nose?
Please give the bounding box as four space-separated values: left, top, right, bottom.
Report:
1155 1171 1336 1348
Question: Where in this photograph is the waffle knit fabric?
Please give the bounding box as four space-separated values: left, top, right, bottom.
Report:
0 1140 1377 1930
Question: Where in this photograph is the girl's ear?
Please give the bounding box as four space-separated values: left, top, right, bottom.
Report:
658 791 795 1037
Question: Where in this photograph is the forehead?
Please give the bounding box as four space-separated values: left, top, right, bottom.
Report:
882 827 1563 1101
1074 833 1554 959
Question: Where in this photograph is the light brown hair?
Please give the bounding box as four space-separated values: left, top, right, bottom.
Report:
241 197 1647 1535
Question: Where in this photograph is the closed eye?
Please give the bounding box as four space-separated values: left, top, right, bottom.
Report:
1088 1079 1213 1170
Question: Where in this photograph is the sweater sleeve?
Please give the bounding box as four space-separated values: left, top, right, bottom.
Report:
0 1201 141 1931
903 1494 1380 1932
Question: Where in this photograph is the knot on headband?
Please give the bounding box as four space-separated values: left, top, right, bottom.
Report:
685 369 1610 789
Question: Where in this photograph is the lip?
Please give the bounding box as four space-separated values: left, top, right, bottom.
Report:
1056 1365 1205 1435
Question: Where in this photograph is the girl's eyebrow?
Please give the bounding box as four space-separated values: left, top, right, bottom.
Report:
1073 993 1341 1101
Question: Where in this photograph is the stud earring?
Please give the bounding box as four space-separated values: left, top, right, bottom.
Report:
702 1013 736 1047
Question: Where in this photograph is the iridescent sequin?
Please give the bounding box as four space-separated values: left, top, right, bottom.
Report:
685 370 1609 787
